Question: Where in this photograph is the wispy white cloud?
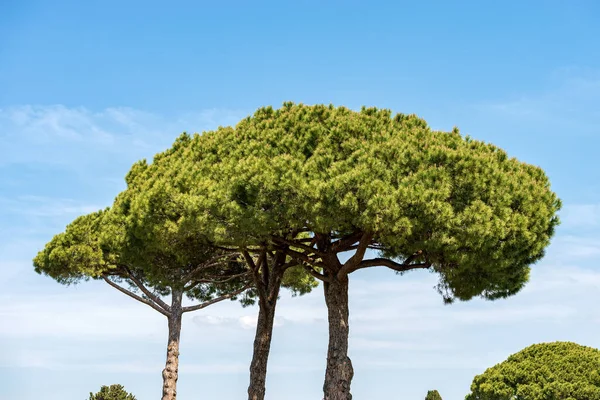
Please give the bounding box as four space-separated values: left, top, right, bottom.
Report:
547 235 600 259
10 353 320 375
0 195 101 218
11 357 249 374
192 314 286 330
476 68 600 135
450 304 575 324
5 260 596 341
0 105 247 168
351 338 448 351
561 203 600 228
0 104 249 279
0 291 166 340
359 353 506 370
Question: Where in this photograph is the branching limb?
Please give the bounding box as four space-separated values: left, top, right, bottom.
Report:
124 267 171 312
339 232 374 276
184 271 251 290
282 247 326 269
243 250 268 302
351 253 431 274
280 259 301 270
303 264 330 282
182 284 252 313
102 275 170 317
344 244 386 252
261 249 270 291
331 231 364 253
182 252 240 283
294 238 316 243
271 236 325 257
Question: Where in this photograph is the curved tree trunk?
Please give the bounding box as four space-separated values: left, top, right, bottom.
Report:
247 297 278 400
323 275 353 400
162 291 183 400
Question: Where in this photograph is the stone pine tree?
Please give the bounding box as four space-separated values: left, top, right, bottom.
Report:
34 205 253 400
425 389 443 400
466 342 600 400
120 103 561 400
116 154 317 400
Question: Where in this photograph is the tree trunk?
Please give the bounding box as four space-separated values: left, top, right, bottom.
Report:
323 275 353 400
247 293 279 400
162 291 183 400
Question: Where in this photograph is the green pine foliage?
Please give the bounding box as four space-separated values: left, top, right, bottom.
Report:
426 389 443 400
466 342 600 400
88 384 136 400
124 102 560 303
33 204 254 307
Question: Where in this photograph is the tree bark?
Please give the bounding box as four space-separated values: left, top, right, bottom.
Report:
247 298 278 400
323 275 353 400
247 251 286 400
162 290 183 400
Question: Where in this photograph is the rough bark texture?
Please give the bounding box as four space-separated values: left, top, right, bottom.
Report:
323 275 353 400
247 252 285 400
162 291 183 400
247 297 278 400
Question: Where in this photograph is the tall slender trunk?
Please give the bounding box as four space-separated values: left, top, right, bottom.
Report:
247 251 285 400
162 290 183 400
323 275 353 400
247 295 278 400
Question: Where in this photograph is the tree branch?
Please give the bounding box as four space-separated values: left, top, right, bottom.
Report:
182 252 239 283
294 238 315 243
261 249 270 292
339 232 374 276
101 275 170 317
344 244 386 252
242 250 257 270
282 247 326 269
271 236 326 257
185 271 251 289
124 268 171 312
303 264 330 282
351 257 431 274
182 285 251 313
243 250 268 302
331 231 364 253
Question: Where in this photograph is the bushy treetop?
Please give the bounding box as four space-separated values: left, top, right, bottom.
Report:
466 341 600 400
123 103 559 302
33 205 253 305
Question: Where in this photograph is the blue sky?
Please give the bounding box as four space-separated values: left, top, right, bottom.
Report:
1 1 600 399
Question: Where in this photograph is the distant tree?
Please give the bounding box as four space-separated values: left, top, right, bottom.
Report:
88 384 136 400
426 389 442 400
34 206 252 400
466 342 600 400
126 103 560 399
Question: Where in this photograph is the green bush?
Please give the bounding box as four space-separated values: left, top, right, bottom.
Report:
426 389 443 400
88 384 136 400
466 341 600 400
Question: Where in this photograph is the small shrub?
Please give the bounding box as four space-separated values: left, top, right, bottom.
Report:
425 389 442 400
88 384 136 400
